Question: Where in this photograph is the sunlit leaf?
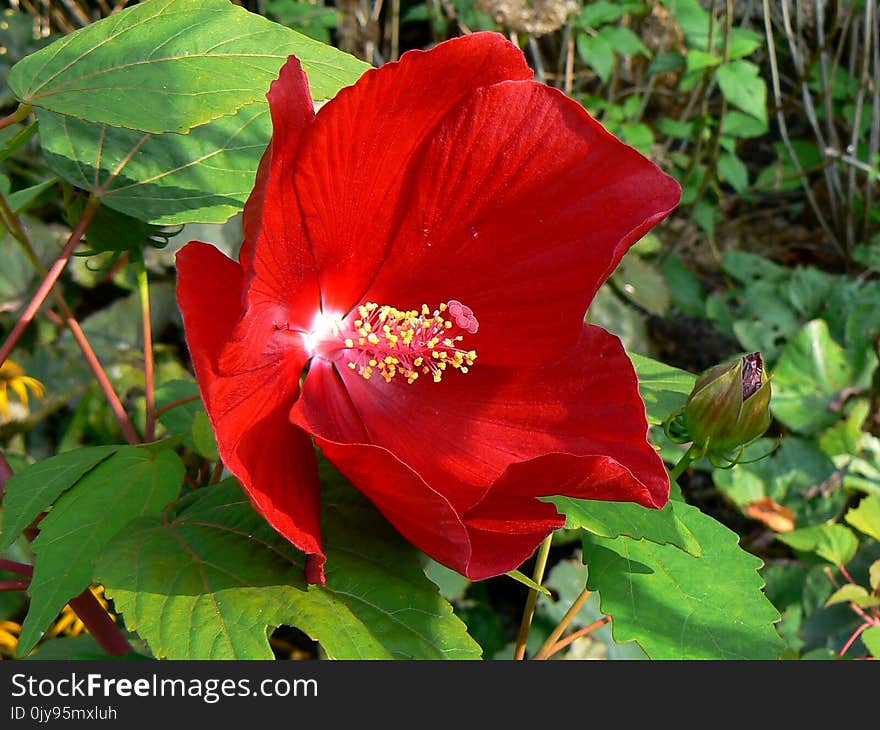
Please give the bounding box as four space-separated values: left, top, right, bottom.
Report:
96 480 481 660
18 448 185 655
582 500 785 659
9 0 368 134
544 497 702 556
776 524 860 566
0 445 120 551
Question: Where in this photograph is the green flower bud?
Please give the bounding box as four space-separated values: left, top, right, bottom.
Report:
683 352 772 457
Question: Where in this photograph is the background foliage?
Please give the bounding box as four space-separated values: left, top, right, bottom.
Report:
0 0 877 660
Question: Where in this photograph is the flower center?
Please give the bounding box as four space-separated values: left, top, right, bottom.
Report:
306 300 478 384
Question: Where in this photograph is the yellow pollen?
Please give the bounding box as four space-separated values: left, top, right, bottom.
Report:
338 301 478 385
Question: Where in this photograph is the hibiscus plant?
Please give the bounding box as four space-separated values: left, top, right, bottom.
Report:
0 0 792 660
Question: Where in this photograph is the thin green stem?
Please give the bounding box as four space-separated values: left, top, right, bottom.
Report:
513 535 553 660
668 445 698 484
0 103 31 131
136 260 156 443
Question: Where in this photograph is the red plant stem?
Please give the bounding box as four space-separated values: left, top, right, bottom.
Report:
839 622 870 657
137 263 156 442
61 313 140 445
0 103 31 131
0 197 100 370
0 559 33 577
0 193 140 444
0 452 133 656
539 616 612 659
68 590 133 657
154 394 200 420
0 580 29 592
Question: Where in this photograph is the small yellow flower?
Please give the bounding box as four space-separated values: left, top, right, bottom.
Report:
0 359 45 418
49 585 113 639
0 620 22 659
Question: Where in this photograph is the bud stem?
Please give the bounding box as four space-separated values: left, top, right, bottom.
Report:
668 445 699 485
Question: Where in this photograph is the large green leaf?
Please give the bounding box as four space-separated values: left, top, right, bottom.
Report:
18 447 184 656
581 500 785 659
95 480 481 660
772 319 876 434
543 497 702 556
37 104 269 225
0 445 120 551
628 352 696 425
8 0 369 134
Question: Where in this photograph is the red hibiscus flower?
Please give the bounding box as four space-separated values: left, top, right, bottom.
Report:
175 31 681 585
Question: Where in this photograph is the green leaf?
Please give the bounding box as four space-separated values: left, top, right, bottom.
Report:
37 103 270 225
0 216 67 311
647 51 684 77
722 249 789 284
9 0 368 134
716 60 768 123
776 524 860 566
612 251 670 316
191 411 219 461
578 1 645 27
772 319 876 434
6 178 58 214
845 495 880 541
667 0 711 50
543 497 702 556
598 26 650 57
655 116 694 140
662 254 706 316
824 584 880 609
24 634 122 660
577 33 615 84
155 379 202 438
718 150 749 193
721 110 768 138
581 500 785 659
423 559 470 602
628 352 696 425
0 445 120 550
863 626 880 658
95 480 481 660
587 285 651 354
713 436 845 527
18 447 185 656
728 28 763 59
685 49 720 72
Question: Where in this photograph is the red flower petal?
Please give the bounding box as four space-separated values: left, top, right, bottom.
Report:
293 362 665 579
289 32 534 314
363 79 681 365
288 316 667 580
293 323 668 519
176 242 326 582
238 54 321 330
